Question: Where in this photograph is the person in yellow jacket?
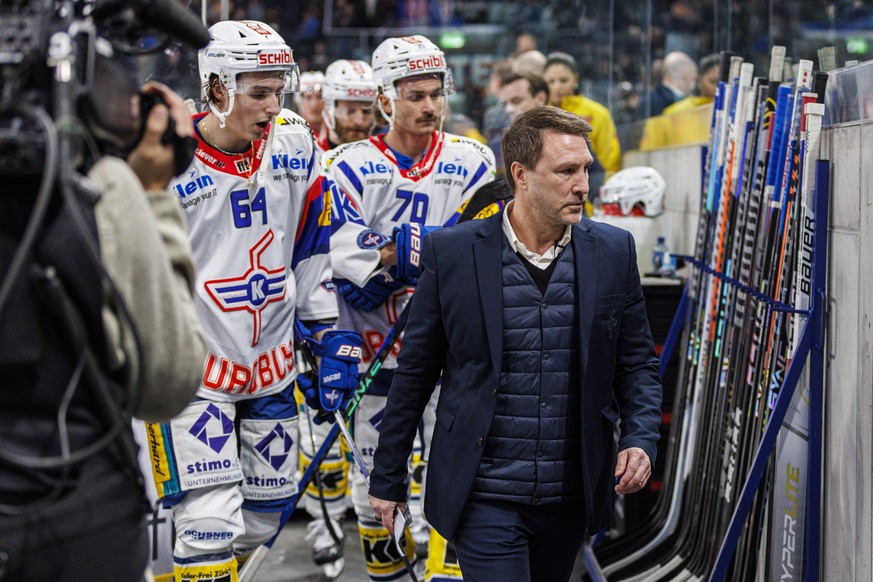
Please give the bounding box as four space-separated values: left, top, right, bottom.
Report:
543 51 621 187
640 54 719 150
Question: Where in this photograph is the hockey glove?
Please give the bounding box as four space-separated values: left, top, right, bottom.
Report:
296 371 331 424
393 223 440 283
337 270 404 312
308 330 363 421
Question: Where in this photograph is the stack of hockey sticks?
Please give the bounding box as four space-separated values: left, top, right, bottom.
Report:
588 46 829 581
239 179 512 580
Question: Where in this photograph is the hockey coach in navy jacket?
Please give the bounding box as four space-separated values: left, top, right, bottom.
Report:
369 106 662 581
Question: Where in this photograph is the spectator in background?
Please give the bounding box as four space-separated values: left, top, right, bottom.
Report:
512 31 538 56
483 60 514 174
640 53 719 150
648 50 698 116
543 51 621 189
662 53 719 114
498 72 549 122
512 49 547 76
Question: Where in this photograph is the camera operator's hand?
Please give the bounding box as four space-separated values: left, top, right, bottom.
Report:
127 81 193 191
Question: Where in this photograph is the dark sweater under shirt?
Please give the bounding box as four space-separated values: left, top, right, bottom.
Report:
517 252 560 295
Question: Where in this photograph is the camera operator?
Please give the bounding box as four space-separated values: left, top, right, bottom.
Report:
0 1 209 580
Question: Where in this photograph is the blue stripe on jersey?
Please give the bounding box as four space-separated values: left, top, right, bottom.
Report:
337 160 364 196
292 176 330 269
306 147 316 181
466 161 489 192
329 178 366 231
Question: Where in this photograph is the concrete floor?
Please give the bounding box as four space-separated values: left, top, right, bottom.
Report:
252 509 589 581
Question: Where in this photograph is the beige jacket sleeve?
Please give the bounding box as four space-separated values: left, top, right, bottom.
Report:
89 157 205 422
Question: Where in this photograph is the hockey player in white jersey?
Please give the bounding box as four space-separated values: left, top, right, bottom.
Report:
144 21 362 581
299 58 378 579
324 35 495 581
316 59 378 152
297 70 327 147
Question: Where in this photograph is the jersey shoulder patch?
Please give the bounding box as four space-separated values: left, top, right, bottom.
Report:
274 109 313 135
444 133 496 167
323 139 374 172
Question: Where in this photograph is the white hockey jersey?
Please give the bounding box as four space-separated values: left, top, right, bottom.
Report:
173 110 336 402
325 131 495 369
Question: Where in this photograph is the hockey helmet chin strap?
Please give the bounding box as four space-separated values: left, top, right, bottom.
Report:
209 89 235 129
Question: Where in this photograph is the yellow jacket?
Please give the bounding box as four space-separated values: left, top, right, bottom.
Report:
554 95 621 175
640 97 714 150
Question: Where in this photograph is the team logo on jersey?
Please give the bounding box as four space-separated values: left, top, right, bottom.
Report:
321 279 337 293
204 229 287 347
436 161 468 178
272 149 309 171
189 404 234 453
235 157 252 174
255 423 294 471
173 173 215 198
357 229 389 249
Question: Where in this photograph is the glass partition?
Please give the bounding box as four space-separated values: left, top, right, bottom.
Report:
143 1 873 145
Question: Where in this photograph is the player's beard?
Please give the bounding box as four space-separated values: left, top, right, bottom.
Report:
335 124 370 144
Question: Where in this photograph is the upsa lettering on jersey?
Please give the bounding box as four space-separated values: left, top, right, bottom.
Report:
360 160 391 175
407 55 444 71
258 50 292 66
436 161 468 178
174 173 215 198
271 151 309 170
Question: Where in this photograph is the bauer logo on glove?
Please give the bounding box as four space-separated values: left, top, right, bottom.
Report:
310 330 363 414
393 222 440 283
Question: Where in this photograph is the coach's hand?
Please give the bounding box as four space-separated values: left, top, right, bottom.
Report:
369 494 402 533
614 447 652 494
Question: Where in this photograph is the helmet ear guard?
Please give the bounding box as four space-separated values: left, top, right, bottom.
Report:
598 166 666 217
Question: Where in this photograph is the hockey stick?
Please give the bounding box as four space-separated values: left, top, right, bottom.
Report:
239 301 412 581
295 321 420 582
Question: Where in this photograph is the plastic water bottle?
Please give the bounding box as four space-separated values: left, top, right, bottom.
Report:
652 236 676 277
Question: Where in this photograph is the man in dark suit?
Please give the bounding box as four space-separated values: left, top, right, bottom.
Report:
649 50 698 116
368 106 662 581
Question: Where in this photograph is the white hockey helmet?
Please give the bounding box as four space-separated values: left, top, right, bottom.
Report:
298 71 325 96
321 60 377 131
323 60 377 103
599 166 666 217
371 35 454 99
199 20 298 126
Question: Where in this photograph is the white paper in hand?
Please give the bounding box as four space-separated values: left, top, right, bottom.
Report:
392 504 413 557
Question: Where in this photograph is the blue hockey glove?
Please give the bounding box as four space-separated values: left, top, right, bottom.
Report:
309 330 363 417
393 223 440 283
296 371 333 425
337 270 404 312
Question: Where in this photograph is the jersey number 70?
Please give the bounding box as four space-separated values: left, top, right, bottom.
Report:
391 189 429 223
